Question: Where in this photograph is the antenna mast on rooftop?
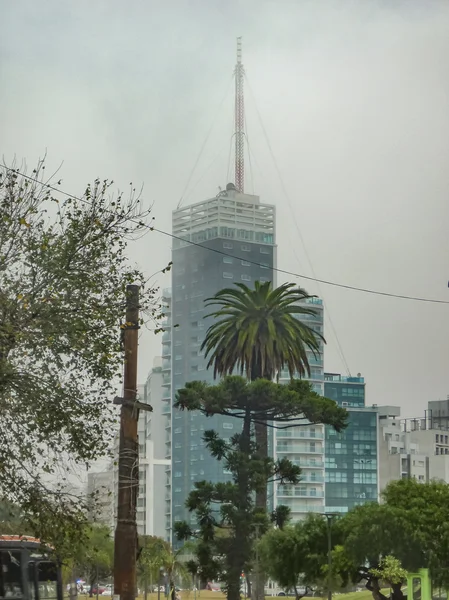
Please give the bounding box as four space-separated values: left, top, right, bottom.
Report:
235 37 245 193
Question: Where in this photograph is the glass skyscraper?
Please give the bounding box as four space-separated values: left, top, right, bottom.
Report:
324 374 378 513
168 185 276 539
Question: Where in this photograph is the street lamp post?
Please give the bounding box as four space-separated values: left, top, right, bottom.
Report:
320 513 339 600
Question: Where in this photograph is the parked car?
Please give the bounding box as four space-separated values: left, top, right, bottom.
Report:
91 585 107 595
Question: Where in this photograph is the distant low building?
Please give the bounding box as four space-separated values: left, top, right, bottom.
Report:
87 470 114 529
378 400 449 491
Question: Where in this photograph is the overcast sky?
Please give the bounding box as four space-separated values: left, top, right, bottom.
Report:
2 0 449 423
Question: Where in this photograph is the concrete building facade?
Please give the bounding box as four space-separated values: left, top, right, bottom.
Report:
378 403 449 492
87 470 114 529
139 361 171 538
169 186 276 537
274 298 326 520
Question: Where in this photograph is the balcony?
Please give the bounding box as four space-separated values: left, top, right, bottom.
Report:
301 474 325 483
276 444 323 454
292 505 324 514
286 459 324 469
277 430 323 440
277 487 324 498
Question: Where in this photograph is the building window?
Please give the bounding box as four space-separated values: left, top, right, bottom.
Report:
436 434 439 443
223 256 233 264
241 274 251 282
223 272 233 279
241 260 250 266
260 263 269 269
436 447 440 455
260 247 270 254
175 355 182 361
260 277 269 282
223 423 234 430
241 245 251 252
174 427 182 434
223 242 233 249
174 472 181 478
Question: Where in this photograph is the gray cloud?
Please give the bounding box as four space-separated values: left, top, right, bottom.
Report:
1 0 449 418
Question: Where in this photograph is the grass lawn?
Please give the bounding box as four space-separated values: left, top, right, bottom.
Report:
77 590 388 600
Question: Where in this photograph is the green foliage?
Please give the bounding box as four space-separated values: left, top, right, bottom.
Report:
175 411 299 600
0 161 161 537
175 376 347 433
175 375 346 600
381 479 449 588
71 524 114 585
137 536 171 588
201 281 324 380
339 502 422 571
270 505 291 530
259 514 331 592
370 556 407 586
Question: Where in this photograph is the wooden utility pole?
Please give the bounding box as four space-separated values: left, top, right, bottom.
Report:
113 284 150 600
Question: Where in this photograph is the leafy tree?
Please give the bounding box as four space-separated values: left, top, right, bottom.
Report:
160 545 190 600
201 281 325 509
259 514 332 599
270 505 291 530
370 557 408 592
175 408 300 600
175 376 346 600
0 161 161 535
200 281 326 600
138 536 171 596
71 524 114 596
382 479 449 590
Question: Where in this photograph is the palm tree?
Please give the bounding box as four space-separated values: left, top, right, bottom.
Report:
201 281 324 508
161 545 189 600
201 281 325 600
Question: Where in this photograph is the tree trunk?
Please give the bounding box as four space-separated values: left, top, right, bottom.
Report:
366 578 389 600
245 575 252 599
254 417 267 600
391 583 405 600
254 420 268 509
227 409 252 600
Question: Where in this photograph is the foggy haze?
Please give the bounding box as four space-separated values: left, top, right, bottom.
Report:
1 0 449 423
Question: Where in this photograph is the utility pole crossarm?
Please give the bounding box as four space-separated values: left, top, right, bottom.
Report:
113 396 153 412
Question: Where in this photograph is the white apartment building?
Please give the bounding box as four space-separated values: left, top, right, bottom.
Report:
138 360 171 538
378 403 449 491
88 366 169 538
87 469 114 529
274 297 325 520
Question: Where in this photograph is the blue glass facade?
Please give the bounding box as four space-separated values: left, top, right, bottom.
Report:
324 374 378 513
169 192 276 540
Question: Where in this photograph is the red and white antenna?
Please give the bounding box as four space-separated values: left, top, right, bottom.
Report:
234 37 245 193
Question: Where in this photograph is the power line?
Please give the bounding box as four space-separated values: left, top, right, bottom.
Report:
245 77 352 372
245 74 351 374
2 164 449 306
